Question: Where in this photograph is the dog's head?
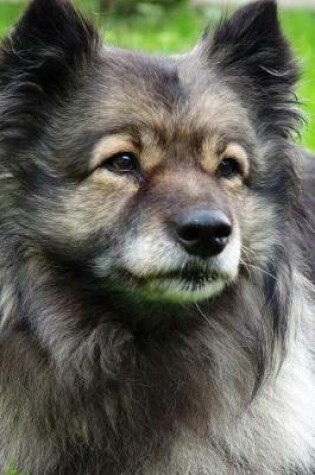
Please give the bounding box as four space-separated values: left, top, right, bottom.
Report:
0 0 300 304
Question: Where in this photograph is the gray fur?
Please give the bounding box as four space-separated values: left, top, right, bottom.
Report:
0 0 314 474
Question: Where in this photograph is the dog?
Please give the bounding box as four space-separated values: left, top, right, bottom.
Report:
0 0 314 473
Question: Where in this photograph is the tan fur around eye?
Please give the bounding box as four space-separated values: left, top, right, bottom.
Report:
222 143 249 178
90 134 137 171
201 140 249 179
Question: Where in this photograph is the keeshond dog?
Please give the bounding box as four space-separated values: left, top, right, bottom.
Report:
0 0 314 473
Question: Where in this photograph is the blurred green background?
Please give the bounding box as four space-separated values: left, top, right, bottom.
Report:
0 0 314 150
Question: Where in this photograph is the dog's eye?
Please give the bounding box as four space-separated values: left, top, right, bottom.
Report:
217 157 242 179
104 152 139 174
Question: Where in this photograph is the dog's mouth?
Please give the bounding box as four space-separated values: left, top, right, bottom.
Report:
139 267 219 286
124 265 230 302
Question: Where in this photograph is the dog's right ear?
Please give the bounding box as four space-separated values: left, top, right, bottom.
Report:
0 0 100 97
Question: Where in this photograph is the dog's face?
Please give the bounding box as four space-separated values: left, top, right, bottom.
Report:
0 0 299 304
52 52 252 303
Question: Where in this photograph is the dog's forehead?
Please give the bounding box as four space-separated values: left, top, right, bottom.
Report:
84 47 252 142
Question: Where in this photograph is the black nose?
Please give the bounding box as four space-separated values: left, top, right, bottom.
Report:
174 209 232 258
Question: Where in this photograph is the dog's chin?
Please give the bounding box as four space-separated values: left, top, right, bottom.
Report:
116 266 235 303
135 274 229 303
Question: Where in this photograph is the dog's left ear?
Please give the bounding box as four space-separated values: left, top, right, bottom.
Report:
205 0 300 138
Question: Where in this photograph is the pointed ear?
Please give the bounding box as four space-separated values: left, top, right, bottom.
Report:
0 0 100 96
0 0 100 146
205 0 300 138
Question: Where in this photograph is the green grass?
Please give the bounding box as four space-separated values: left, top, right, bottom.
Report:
6 462 22 475
281 10 315 149
0 1 314 150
